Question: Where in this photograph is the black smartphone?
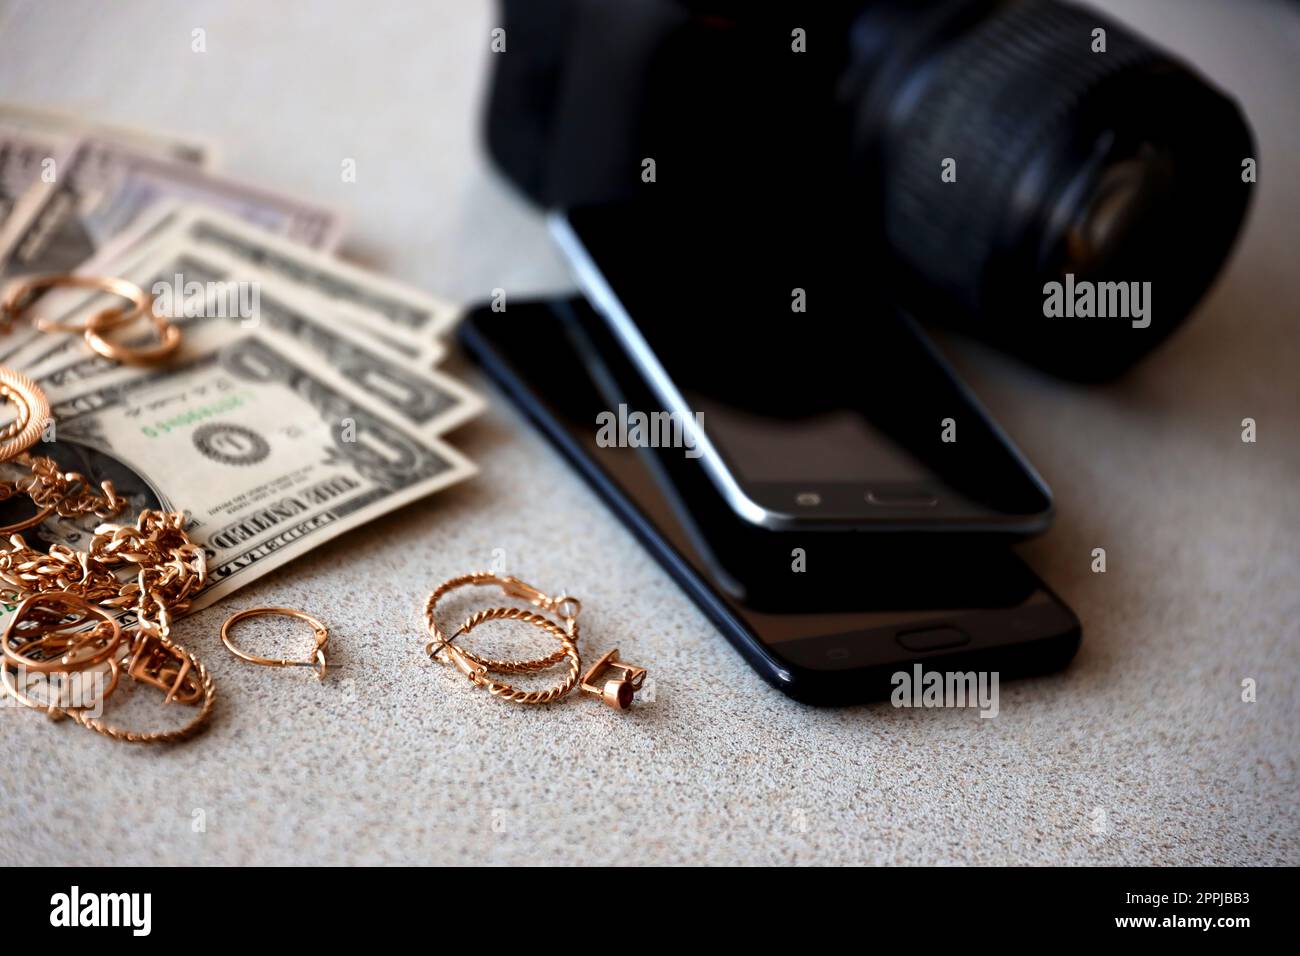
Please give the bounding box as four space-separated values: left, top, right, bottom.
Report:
459 296 1081 705
551 201 1054 536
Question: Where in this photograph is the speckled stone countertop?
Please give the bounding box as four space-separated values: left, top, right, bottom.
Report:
0 0 1295 865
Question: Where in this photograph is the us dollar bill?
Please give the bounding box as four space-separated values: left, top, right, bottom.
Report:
0 139 340 277
0 126 75 229
78 200 457 346
24 243 483 437
0 102 209 167
2 322 475 620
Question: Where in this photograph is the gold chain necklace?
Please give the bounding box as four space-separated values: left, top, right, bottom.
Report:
0 283 214 741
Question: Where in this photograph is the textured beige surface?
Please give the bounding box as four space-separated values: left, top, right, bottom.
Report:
0 0 1296 865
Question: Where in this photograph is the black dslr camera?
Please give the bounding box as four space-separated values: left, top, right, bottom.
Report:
483 0 1255 380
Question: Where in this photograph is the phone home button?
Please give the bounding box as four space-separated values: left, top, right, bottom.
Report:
896 626 970 652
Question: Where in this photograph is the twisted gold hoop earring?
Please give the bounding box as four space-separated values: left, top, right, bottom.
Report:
424 572 580 672
0 628 215 742
423 571 648 711
0 509 213 742
440 606 581 705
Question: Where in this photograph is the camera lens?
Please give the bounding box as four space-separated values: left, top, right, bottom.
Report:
846 0 1255 379
1062 142 1170 272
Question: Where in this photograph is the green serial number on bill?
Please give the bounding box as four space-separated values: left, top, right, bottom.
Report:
140 391 253 438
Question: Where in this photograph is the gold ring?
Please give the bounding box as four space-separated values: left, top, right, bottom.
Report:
0 656 121 717
221 606 330 679
84 306 181 367
2 273 154 334
1 592 124 674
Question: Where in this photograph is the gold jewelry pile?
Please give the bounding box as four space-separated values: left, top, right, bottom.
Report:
423 572 648 711
0 272 213 743
2 273 645 740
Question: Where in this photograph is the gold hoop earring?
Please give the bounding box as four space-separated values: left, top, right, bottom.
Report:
1 273 153 334
440 606 581 705
1 625 216 743
424 572 580 672
0 511 214 743
423 572 649 711
84 306 181 367
221 607 330 679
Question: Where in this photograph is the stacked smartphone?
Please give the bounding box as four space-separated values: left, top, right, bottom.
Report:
460 200 1080 704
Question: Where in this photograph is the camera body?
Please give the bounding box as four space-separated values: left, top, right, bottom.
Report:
485 0 1255 380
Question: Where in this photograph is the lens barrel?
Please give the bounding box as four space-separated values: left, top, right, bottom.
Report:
847 0 1255 379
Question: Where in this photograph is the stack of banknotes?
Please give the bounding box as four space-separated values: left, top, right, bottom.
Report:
0 104 482 614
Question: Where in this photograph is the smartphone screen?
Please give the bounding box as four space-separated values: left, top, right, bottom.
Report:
555 200 1054 534
461 297 1080 701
